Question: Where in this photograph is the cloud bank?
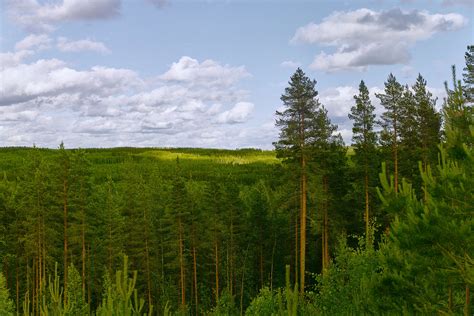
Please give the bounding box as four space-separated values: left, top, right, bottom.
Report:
292 8 467 72
0 51 260 148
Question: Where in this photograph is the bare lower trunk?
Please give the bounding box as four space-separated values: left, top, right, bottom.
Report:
365 173 369 239
178 219 185 307
465 285 470 316
82 213 86 302
193 246 198 316
145 238 152 310
215 241 219 304
63 178 68 303
300 157 307 293
322 176 329 274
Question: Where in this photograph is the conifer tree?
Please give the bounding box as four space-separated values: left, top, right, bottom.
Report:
69 149 93 304
57 142 71 299
412 74 441 171
444 66 474 160
376 74 404 193
463 45 474 102
348 80 378 238
310 106 341 274
274 68 321 292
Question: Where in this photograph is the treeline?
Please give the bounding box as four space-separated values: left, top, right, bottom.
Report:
0 46 472 315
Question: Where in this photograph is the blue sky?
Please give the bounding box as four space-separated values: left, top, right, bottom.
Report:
0 0 472 148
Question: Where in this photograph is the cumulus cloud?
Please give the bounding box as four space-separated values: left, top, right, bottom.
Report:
217 102 254 124
0 50 34 69
280 60 301 68
161 56 249 86
57 37 110 54
292 8 467 72
6 0 121 32
0 59 140 106
15 34 52 51
0 55 258 148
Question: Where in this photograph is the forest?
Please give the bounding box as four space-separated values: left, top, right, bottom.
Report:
0 46 472 315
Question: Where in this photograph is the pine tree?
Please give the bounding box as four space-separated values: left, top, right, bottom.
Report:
57 142 71 300
444 66 474 160
69 149 93 305
376 74 404 194
412 74 441 171
348 80 378 239
310 105 341 274
274 68 321 292
463 45 474 102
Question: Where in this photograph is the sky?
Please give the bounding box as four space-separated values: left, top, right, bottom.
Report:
0 0 473 149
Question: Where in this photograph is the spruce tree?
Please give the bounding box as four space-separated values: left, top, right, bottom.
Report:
274 68 321 292
348 80 378 239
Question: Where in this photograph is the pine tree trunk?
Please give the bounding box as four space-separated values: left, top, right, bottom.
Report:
259 246 264 289
193 246 198 316
145 238 152 310
465 284 470 316
63 177 68 302
215 240 219 304
270 235 276 291
178 218 186 307
449 285 453 311
393 117 398 194
322 176 329 274
16 259 19 313
294 208 298 287
230 216 234 296
300 156 307 293
81 207 86 302
365 173 369 239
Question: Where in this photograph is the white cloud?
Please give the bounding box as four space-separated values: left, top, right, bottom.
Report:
6 0 121 32
0 50 34 69
0 55 258 148
217 102 254 124
280 60 301 68
0 59 140 106
15 34 52 51
57 37 110 54
161 56 249 86
292 8 467 72
320 86 359 117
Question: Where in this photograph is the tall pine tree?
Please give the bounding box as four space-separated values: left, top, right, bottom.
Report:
462 45 474 102
348 80 378 238
376 74 404 194
274 68 321 292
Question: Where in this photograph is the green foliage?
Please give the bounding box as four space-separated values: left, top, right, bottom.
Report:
312 233 381 315
40 263 72 315
0 272 14 315
245 265 309 316
67 264 88 315
210 288 239 316
96 255 153 316
463 45 474 102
